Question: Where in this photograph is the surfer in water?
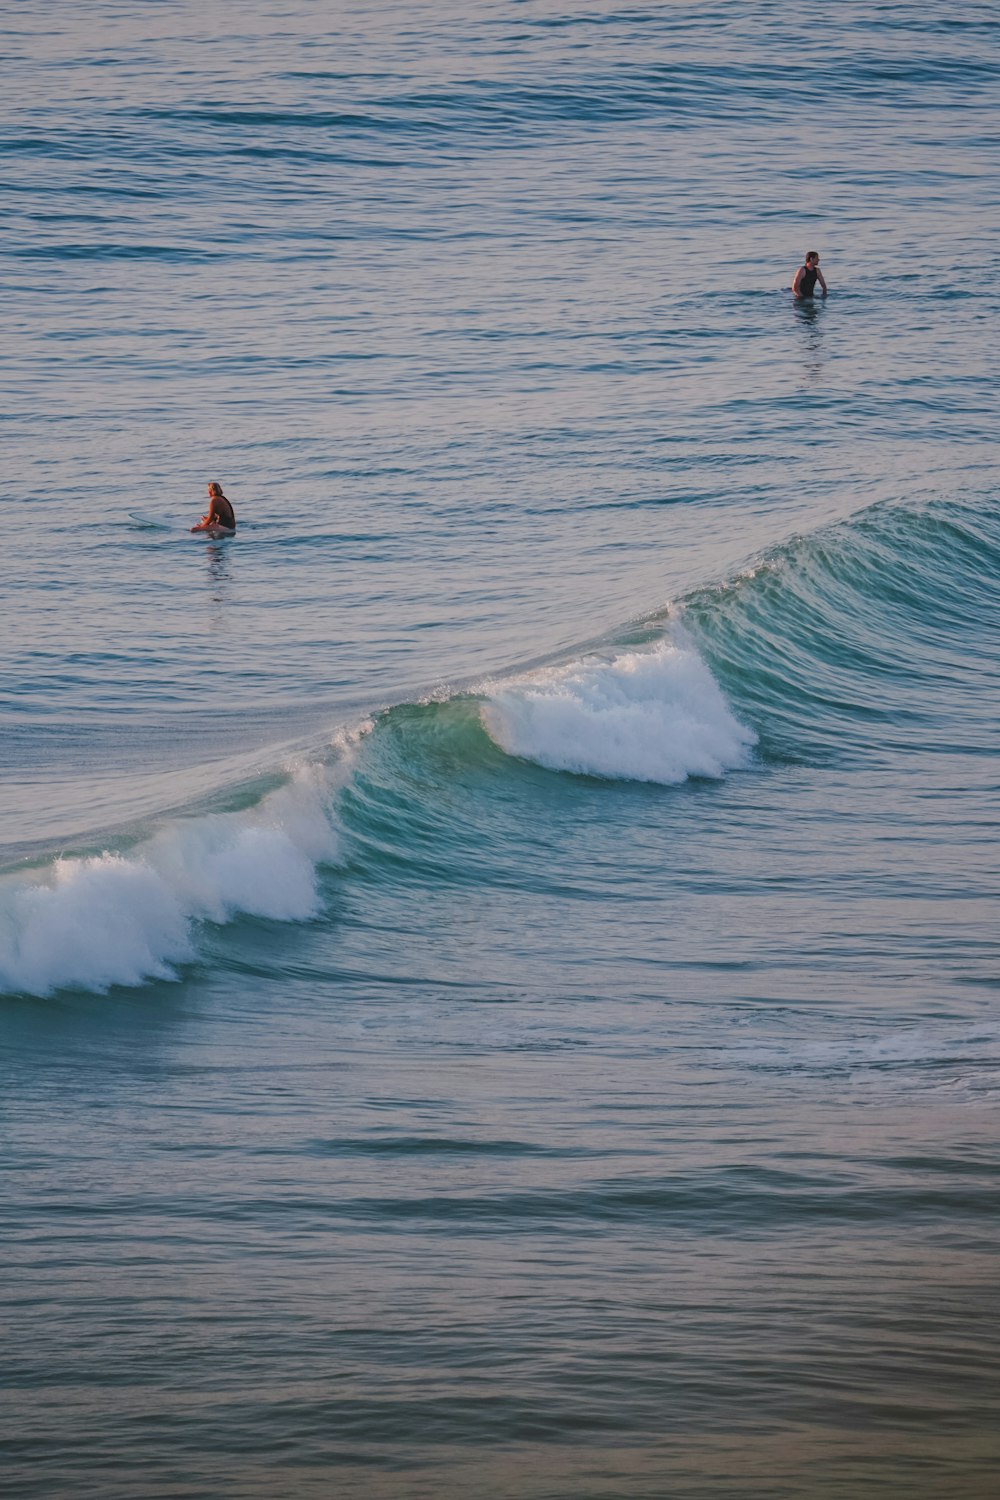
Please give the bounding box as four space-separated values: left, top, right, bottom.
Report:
191 481 236 537
792 250 828 299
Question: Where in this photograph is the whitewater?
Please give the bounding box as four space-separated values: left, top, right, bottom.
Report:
4 3 1000 1498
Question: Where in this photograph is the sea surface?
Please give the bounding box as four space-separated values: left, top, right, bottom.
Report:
3 3 1000 1496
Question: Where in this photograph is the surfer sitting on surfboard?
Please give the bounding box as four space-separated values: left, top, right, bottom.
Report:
191 482 236 537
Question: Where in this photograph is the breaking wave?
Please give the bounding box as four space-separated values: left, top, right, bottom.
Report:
480 629 756 784
0 758 351 999
7 494 997 1000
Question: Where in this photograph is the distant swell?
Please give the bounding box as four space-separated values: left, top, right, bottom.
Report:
480 630 757 783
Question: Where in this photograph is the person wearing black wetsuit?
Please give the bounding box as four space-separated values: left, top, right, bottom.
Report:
792 250 828 299
191 482 236 534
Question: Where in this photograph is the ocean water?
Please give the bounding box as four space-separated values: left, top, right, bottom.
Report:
3 2 1000 1495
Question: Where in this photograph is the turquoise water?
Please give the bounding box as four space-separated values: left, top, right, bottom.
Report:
3 3 1000 1495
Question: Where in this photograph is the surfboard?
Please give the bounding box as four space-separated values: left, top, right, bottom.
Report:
127 512 176 531
128 513 237 537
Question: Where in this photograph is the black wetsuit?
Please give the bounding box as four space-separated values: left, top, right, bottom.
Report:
797 263 819 297
212 496 236 530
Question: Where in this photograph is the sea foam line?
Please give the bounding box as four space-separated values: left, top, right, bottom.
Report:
480 627 756 784
0 736 365 999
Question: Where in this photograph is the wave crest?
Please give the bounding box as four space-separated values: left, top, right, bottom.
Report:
480 630 756 784
0 759 349 999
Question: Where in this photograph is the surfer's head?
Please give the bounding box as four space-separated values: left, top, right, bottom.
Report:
805 250 820 266
207 481 224 499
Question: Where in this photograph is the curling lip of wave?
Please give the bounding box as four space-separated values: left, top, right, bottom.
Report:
480 629 757 784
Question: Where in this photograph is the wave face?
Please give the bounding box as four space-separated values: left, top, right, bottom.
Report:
481 630 756 783
683 495 1000 763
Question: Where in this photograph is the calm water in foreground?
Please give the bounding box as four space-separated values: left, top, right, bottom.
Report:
3 2 1000 1496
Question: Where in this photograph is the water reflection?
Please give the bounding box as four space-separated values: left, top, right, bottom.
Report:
205 540 232 612
793 296 826 382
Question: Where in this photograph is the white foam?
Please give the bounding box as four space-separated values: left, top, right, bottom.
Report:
481 629 756 784
0 754 354 999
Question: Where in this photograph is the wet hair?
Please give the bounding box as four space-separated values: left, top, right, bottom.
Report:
208 481 225 498
805 250 819 263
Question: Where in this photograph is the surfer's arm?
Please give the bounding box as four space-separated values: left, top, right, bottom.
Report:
791 267 804 296
190 515 209 532
816 269 828 296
